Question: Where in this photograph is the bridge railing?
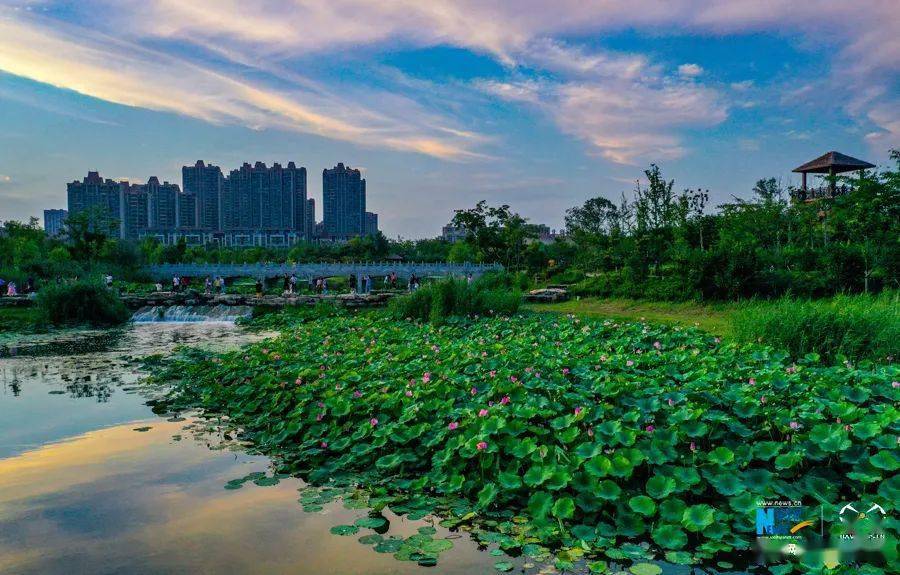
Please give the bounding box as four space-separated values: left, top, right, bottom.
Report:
145 261 503 281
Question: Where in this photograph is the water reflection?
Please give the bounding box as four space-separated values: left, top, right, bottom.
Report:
0 323 271 458
0 420 498 575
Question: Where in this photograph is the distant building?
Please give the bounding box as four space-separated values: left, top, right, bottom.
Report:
142 176 180 231
66 171 126 238
43 209 68 237
182 160 224 231
306 198 316 239
322 163 366 239
441 224 469 243
365 212 378 236
221 161 307 236
121 185 148 239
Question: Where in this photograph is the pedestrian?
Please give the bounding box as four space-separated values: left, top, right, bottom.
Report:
105 274 113 288
364 274 371 294
172 276 180 292
315 277 322 294
155 282 163 292
283 274 290 294
255 279 263 297
205 276 212 294
467 273 473 285
6 282 17 296
289 274 297 294
219 277 226 294
322 278 328 295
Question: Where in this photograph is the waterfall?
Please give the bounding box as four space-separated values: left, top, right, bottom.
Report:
130 305 253 323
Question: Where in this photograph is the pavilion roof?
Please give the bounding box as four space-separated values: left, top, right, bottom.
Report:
793 151 875 174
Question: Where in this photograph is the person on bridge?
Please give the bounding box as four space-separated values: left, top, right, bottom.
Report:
255 279 263 297
364 274 371 294
6 282 17 296
172 276 180 292
322 278 328 295
289 274 297 294
205 276 212 295
283 274 290 294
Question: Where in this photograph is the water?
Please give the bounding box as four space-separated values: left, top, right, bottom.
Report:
130 304 254 323
0 322 509 575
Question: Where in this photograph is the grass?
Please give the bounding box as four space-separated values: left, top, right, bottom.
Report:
525 297 736 336
0 306 48 335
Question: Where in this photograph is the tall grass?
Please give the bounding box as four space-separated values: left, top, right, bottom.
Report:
731 292 899 363
388 276 521 324
36 278 130 327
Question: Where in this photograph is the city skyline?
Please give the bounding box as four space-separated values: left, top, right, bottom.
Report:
63 159 382 246
1 1 898 237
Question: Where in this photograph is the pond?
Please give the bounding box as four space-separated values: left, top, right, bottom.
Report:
0 323 511 575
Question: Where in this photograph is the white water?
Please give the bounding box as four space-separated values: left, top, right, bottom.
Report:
130 305 253 323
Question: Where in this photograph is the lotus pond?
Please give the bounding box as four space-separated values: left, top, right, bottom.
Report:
154 309 899 574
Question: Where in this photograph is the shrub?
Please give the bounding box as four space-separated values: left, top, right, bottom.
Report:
731 292 899 363
36 278 129 327
388 277 521 323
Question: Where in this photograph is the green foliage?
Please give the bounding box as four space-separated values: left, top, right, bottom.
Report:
562 151 900 301
731 292 899 363
160 312 899 567
36 278 129 327
388 276 521 323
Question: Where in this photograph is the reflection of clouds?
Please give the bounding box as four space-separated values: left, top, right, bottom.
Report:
0 421 490 574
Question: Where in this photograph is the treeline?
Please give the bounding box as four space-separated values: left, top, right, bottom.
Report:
451 150 899 301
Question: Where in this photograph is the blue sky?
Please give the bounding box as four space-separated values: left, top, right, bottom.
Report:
0 1 897 238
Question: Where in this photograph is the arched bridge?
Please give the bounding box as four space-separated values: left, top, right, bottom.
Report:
145 262 503 292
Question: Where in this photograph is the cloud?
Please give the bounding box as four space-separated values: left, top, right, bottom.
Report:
677 63 703 78
0 7 484 160
0 175 11 184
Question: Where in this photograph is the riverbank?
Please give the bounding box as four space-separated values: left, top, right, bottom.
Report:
525 297 736 335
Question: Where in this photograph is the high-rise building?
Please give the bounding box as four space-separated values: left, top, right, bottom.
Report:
322 163 366 239
306 198 316 239
143 176 180 230
365 211 378 236
177 192 197 229
43 209 68 237
121 185 148 239
182 160 223 231
221 161 307 234
66 171 126 238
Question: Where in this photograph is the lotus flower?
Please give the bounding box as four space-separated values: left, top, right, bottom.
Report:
645 425 655 433
690 442 696 452
353 390 363 398
370 418 378 426
574 407 583 416
500 395 510 405
422 372 431 383
448 421 459 430
320 441 328 448
653 341 662 350
471 387 478 395
626 360 634 367
749 378 756 385
478 409 489 417
790 421 800 429
405 390 413 397
476 441 488 450
562 368 570 375
668 398 675 406
489 370 496 378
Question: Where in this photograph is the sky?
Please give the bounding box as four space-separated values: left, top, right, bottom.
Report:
0 1 897 238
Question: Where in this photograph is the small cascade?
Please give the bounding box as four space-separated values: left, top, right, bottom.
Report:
130 305 253 323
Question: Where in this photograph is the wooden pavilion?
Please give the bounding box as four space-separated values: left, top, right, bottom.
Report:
792 151 875 202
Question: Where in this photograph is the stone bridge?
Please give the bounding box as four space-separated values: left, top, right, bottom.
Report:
145 262 503 292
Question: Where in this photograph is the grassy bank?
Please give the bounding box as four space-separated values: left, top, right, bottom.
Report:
157 311 898 573
525 298 736 336
0 306 47 335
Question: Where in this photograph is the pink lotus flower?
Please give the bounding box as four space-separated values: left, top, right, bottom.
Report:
587 428 594 437
316 413 323 421
668 398 675 407
481 351 487 357
510 376 518 383
749 378 756 385
500 395 510 405
448 421 459 430
645 425 655 433
790 421 800 429
478 409 489 417
353 390 363 398
574 407 583 416
370 418 378 426
476 441 488 450
690 442 696 452
562 368 570 375
761 396 767 404
320 441 328 448
653 341 662 350
488 401 494 407
471 387 478 395
844 425 851 431
317 401 325 408
626 360 634 367
786 365 797 374
600 355 608 362
525 367 533 373
489 370 496 378
405 390 413 397
422 372 431 383
893 381 900 389
295 378 303 385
